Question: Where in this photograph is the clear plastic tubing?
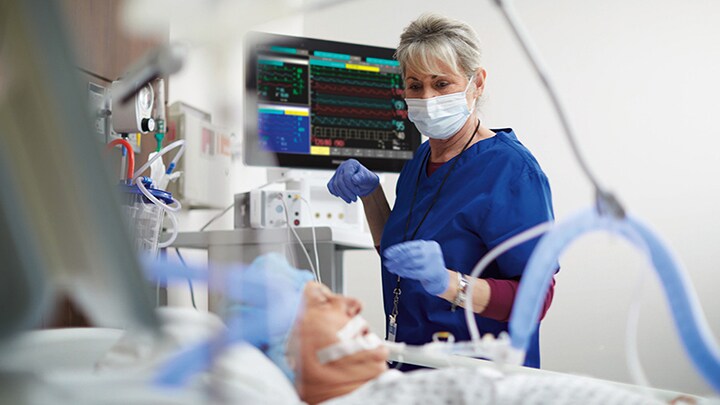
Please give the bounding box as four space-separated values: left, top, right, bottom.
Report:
464 221 554 342
132 139 186 181
135 176 181 212
134 177 180 248
157 210 178 248
509 209 720 393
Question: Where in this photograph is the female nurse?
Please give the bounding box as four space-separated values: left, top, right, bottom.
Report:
327 13 556 370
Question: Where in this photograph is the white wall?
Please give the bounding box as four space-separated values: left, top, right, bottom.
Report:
168 0 720 396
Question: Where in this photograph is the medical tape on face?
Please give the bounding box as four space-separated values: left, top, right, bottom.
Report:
316 315 383 364
336 314 367 341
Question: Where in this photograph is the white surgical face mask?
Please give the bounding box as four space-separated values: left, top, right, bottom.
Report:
315 315 383 364
406 76 476 140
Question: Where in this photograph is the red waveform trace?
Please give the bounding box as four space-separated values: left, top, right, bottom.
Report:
313 81 394 98
314 105 395 120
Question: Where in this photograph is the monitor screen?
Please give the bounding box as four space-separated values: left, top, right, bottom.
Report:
244 32 421 173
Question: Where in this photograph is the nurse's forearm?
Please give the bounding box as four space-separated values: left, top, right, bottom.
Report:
438 270 491 314
360 185 390 246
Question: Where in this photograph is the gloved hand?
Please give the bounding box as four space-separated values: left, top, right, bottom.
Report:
327 158 379 203
224 253 314 348
383 240 449 296
154 253 312 387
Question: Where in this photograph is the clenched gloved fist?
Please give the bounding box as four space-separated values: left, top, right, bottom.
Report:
383 240 449 296
327 159 379 203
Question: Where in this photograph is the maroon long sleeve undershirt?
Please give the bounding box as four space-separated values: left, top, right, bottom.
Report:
482 277 555 322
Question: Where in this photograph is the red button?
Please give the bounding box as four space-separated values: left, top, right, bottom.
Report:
294 219 300 226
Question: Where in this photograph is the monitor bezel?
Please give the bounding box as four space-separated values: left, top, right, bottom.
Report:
244 31 420 173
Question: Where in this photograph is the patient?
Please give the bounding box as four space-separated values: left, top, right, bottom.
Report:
284 281 668 405
100 254 691 404
134 254 688 405
287 282 388 404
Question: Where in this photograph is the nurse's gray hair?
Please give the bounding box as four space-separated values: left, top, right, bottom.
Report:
395 13 482 80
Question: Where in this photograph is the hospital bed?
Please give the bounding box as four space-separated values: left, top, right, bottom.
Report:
0 324 703 404
387 348 696 403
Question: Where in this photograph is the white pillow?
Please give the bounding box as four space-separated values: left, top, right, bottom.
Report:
96 307 226 372
97 307 301 404
212 343 301 404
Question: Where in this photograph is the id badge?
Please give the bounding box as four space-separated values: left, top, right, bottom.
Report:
387 315 398 342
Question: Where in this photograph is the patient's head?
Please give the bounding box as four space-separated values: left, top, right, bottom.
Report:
287 282 388 404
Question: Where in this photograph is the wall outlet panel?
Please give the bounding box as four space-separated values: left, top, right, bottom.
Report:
249 190 306 229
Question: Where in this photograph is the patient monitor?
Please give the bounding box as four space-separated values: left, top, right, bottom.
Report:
242 31 422 230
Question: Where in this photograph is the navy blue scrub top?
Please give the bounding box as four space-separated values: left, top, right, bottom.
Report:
379 128 555 370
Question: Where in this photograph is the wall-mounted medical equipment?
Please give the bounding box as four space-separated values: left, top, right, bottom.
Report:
166 101 233 208
87 44 185 150
111 81 156 134
88 82 142 153
109 43 186 112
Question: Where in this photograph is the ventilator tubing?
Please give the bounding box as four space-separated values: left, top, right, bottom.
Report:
509 209 720 393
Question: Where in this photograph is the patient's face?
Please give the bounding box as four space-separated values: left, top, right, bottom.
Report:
288 282 388 398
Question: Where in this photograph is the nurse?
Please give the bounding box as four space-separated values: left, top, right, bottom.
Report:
327 13 556 370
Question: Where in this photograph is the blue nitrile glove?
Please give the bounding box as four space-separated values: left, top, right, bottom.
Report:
327 159 379 203
383 240 449 296
225 253 314 348
155 253 313 386
225 253 313 382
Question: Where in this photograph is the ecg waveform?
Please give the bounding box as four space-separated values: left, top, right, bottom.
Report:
313 81 398 98
312 116 396 130
314 94 392 109
314 105 398 120
257 60 309 105
310 64 411 152
313 127 396 141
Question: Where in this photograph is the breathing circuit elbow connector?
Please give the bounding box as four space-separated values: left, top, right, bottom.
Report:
595 189 626 219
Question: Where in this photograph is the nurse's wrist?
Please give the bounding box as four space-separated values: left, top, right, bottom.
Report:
470 278 491 314
439 271 491 313
439 270 459 301
359 184 382 202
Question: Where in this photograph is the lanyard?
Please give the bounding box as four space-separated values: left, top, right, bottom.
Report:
388 120 480 341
